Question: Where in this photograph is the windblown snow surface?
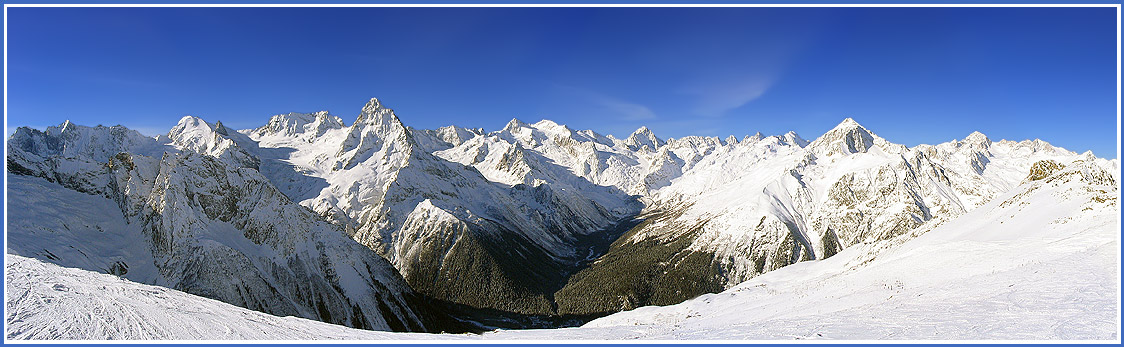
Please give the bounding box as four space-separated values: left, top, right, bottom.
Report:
7 158 1118 340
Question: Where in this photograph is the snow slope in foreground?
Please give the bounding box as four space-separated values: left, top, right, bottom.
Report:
3 255 465 340
6 160 1119 341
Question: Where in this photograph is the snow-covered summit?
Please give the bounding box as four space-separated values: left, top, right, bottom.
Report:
502 117 530 132
410 125 483 152
161 115 260 169
248 111 345 139
962 130 991 148
624 126 664 151
808 118 904 156
333 98 418 171
782 131 809 147
355 98 402 128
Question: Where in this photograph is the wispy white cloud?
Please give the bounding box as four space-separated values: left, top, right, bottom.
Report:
556 85 657 121
599 97 657 121
682 75 775 117
674 36 806 117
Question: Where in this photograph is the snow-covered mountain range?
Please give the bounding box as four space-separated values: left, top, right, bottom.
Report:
7 150 1117 339
5 97 1119 339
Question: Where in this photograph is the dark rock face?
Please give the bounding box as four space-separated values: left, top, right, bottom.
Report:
820 228 843 259
553 211 724 316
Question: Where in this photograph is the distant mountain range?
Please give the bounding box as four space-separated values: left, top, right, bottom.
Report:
6 97 1119 337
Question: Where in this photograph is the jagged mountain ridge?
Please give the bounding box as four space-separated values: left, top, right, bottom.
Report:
554 117 1115 314
7 143 1117 340
7 121 441 332
245 99 641 315
7 97 1118 329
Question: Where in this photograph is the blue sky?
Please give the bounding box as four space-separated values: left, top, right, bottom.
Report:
6 7 1118 158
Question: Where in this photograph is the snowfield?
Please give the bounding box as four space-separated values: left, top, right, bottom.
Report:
7 157 1118 341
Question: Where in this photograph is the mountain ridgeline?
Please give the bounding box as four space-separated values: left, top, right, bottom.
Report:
7 97 1118 332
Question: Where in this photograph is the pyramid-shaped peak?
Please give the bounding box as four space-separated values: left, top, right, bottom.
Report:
213 120 229 136
628 126 660 141
832 117 865 130
625 125 664 150
962 131 991 148
1079 150 1097 161
821 118 877 138
965 131 989 141
355 97 403 128
783 131 809 147
809 118 891 155
503 118 529 131
363 97 384 112
334 98 418 170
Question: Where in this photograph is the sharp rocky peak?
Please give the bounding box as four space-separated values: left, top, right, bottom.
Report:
783 131 809 147
809 118 894 156
626 126 664 149
169 116 242 142
818 117 874 138
835 117 861 129
255 111 345 137
821 117 875 137
965 131 989 141
354 97 404 129
46 120 78 135
961 131 992 150
503 118 530 132
744 132 764 142
213 121 229 136
633 125 651 133
334 98 421 170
